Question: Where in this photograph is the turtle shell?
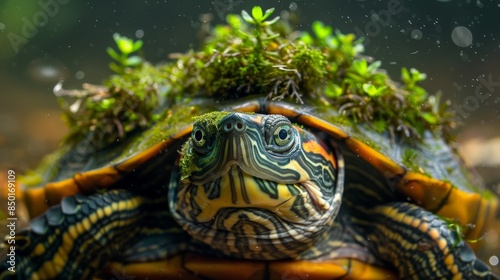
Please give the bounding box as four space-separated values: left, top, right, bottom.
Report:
4 97 499 279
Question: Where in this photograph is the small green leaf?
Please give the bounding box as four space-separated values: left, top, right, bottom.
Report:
109 62 122 73
300 32 313 44
251 6 263 22
312 21 332 40
325 82 343 97
125 56 142 66
235 29 252 39
353 60 368 75
362 84 386 97
410 68 427 82
370 73 387 84
106 47 121 61
401 67 410 83
132 40 143 52
226 14 242 28
112 33 121 44
261 16 280 26
116 37 134 54
241 10 255 24
262 8 275 21
362 83 377 96
326 37 339 49
367 60 381 72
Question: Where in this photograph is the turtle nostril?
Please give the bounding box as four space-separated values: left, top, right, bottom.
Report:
221 114 246 133
223 121 233 132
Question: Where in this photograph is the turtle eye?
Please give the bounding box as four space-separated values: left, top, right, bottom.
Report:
192 127 207 150
274 125 292 146
263 115 297 154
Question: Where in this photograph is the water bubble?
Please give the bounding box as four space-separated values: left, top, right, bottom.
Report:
75 71 85 80
489 255 499 266
411 29 423 40
289 2 298 11
451 26 473 47
135 29 144 39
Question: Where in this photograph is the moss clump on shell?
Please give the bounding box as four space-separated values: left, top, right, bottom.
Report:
58 5 455 146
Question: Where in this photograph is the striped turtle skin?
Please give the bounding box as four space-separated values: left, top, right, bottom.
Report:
169 112 343 260
0 98 498 280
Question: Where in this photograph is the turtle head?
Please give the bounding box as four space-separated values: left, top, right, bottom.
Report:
169 112 343 260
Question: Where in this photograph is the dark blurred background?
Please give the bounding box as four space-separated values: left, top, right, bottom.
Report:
0 0 498 272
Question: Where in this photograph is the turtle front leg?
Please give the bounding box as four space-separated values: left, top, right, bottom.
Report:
0 189 147 280
366 202 495 279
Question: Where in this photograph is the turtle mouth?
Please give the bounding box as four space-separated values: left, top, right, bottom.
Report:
178 164 333 224
197 161 330 207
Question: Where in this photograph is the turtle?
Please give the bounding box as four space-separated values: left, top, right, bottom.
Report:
1 97 499 280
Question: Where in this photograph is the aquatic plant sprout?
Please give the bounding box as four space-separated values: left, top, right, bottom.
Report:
106 33 144 74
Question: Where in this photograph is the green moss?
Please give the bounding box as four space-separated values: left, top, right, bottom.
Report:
112 101 201 162
178 111 232 180
58 5 456 146
193 111 231 134
179 142 195 181
401 150 427 174
57 62 165 146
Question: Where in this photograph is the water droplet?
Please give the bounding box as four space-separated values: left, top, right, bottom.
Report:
411 29 423 40
451 26 473 47
135 29 144 39
489 255 499 266
289 2 298 11
75 71 85 80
